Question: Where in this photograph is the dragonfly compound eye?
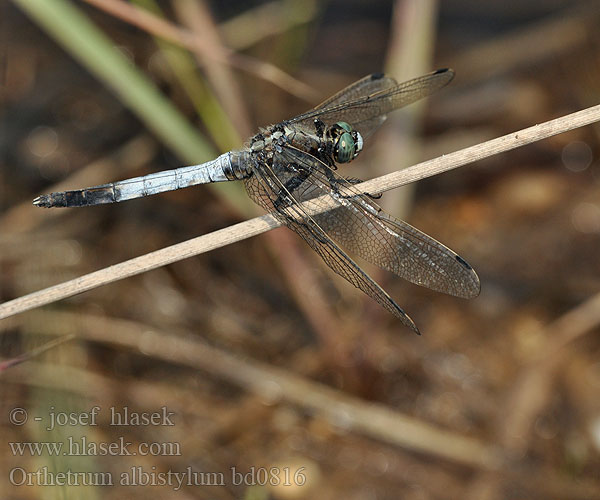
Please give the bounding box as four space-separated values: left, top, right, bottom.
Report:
334 131 356 163
336 121 353 133
331 121 362 163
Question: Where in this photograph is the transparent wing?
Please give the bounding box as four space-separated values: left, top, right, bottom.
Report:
288 69 454 137
243 153 420 332
277 145 480 299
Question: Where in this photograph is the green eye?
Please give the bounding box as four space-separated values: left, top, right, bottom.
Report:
335 132 356 163
336 121 352 133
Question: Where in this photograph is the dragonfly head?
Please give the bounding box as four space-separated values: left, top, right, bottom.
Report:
330 121 363 163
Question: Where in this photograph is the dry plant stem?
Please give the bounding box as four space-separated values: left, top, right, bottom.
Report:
9 310 502 470
466 292 600 500
0 334 75 372
376 0 437 217
172 0 253 139
453 3 595 81
5 313 600 495
1 103 600 320
82 0 317 101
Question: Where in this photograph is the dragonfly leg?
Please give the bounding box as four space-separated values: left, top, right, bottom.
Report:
272 169 311 211
344 177 382 199
321 169 382 201
313 119 326 137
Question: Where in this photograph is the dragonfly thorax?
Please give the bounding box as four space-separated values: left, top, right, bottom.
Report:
327 121 363 164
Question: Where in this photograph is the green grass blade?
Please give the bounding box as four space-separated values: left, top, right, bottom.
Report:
13 0 253 212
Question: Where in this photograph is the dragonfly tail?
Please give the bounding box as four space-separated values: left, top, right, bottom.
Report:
32 153 242 208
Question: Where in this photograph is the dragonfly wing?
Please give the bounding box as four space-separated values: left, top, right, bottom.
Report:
312 74 397 110
308 73 397 137
243 154 419 332
288 69 454 138
277 145 481 299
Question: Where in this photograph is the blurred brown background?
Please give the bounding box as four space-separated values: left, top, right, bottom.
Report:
2 0 600 499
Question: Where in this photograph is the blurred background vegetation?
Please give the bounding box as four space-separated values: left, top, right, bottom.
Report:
2 0 600 498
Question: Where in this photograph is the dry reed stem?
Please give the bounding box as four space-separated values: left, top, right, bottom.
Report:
6 310 503 470
82 0 317 101
1 103 600 320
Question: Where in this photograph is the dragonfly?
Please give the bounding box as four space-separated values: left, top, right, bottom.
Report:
33 68 480 333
